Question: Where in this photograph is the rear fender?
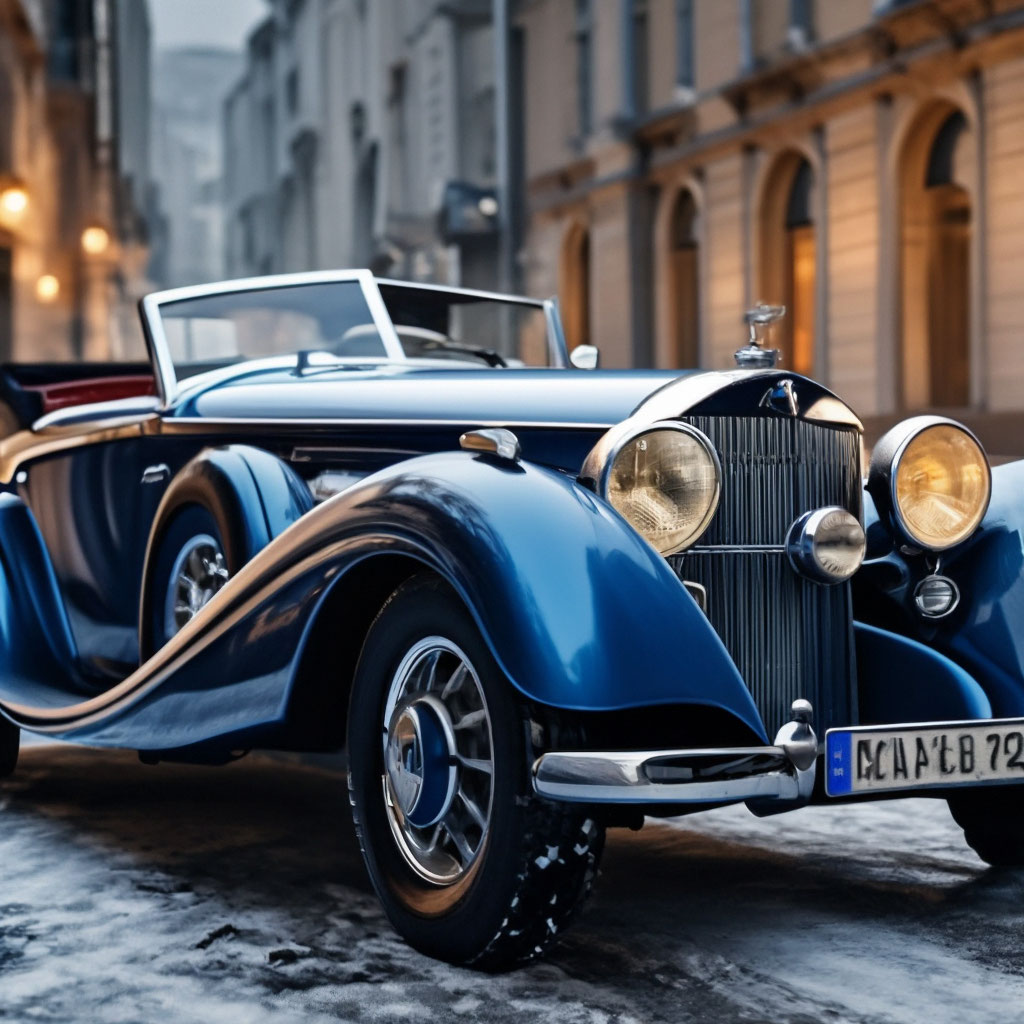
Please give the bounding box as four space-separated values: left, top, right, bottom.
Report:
0 493 84 708
2 452 768 746
138 444 312 655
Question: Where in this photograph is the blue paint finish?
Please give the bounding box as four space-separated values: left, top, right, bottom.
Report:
855 622 992 725
3 451 769 748
937 461 1024 718
0 494 86 712
825 731 853 796
855 461 1024 721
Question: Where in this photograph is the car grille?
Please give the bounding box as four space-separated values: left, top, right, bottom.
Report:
668 415 861 740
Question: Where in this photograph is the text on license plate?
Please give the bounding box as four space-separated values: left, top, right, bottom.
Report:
826 721 1024 796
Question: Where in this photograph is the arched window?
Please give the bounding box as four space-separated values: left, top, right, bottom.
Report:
669 190 699 366
561 223 591 351
899 107 971 409
758 153 816 376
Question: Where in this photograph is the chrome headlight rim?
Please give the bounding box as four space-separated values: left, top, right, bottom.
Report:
582 418 722 556
870 415 992 553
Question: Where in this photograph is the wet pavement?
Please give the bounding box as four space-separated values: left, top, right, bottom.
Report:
2 744 1023 1023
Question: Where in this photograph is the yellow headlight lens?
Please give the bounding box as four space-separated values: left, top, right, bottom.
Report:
894 425 990 550
607 426 720 555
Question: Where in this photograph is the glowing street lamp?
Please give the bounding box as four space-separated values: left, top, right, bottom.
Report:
35 274 59 303
0 178 29 219
81 225 110 256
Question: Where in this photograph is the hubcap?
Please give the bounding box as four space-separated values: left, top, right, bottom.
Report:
164 533 230 639
382 637 494 885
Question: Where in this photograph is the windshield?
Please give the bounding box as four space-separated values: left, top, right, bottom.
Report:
151 277 558 388
377 283 553 368
157 280 388 379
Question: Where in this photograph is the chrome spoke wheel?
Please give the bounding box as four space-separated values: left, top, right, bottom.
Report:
164 533 230 638
382 636 494 885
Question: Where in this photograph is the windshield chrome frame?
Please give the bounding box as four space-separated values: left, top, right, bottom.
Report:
140 270 404 408
141 271 569 407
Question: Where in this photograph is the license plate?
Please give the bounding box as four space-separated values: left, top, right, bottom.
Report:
825 719 1024 796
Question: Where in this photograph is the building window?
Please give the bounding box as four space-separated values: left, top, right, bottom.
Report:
631 0 648 118
669 190 699 366
675 0 693 93
575 0 593 140
759 152 816 376
789 0 813 49
561 223 591 349
899 105 972 409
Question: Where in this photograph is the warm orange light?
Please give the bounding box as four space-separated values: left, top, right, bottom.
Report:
0 186 28 217
81 225 110 255
895 425 990 549
35 274 59 302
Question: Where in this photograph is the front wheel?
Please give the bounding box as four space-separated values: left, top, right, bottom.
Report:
347 574 603 969
949 788 1024 866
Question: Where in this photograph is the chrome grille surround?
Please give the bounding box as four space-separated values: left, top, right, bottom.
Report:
668 415 861 740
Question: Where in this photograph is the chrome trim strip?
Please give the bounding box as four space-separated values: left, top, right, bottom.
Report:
629 369 863 430
688 544 787 553
158 416 614 432
33 396 161 432
360 275 409 362
533 745 815 805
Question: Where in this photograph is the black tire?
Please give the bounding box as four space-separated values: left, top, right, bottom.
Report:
146 505 233 653
347 573 604 969
949 788 1024 866
0 714 18 778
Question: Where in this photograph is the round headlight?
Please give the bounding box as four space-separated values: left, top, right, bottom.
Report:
603 423 721 555
871 418 991 551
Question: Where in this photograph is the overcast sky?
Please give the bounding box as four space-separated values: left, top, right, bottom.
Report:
149 0 267 51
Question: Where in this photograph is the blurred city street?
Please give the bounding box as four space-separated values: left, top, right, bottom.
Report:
3 744 1024 1024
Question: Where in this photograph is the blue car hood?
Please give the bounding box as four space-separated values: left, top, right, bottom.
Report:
176 366 688 427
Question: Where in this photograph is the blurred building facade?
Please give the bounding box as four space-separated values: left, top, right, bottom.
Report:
0 0 154 363
151 47 242 289
520 0 1024 442
223 0 507 291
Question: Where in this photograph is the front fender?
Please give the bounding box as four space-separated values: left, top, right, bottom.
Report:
856 460 1024 720
323 451 766 738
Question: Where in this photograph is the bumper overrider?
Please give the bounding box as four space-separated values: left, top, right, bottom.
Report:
532 700 819 807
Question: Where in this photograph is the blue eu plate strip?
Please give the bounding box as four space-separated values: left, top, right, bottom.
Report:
826 730 853 796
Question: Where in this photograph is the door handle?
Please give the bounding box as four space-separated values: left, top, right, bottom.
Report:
141 463 170 485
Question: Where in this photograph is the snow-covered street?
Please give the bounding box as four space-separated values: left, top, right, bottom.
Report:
2 743 1023 1023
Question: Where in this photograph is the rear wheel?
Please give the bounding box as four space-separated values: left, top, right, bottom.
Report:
949 788 1024 866
0 715 18 778
347 574 603 969
147 505 232 652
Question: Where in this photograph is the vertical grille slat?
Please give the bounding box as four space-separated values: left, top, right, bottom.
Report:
669 415 861 739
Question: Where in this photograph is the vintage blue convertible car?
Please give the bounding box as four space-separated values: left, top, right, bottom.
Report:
0 270 1021 967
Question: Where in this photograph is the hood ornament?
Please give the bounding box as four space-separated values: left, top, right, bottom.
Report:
735 303 785 368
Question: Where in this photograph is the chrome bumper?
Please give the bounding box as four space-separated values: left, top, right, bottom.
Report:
532 700 819 807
